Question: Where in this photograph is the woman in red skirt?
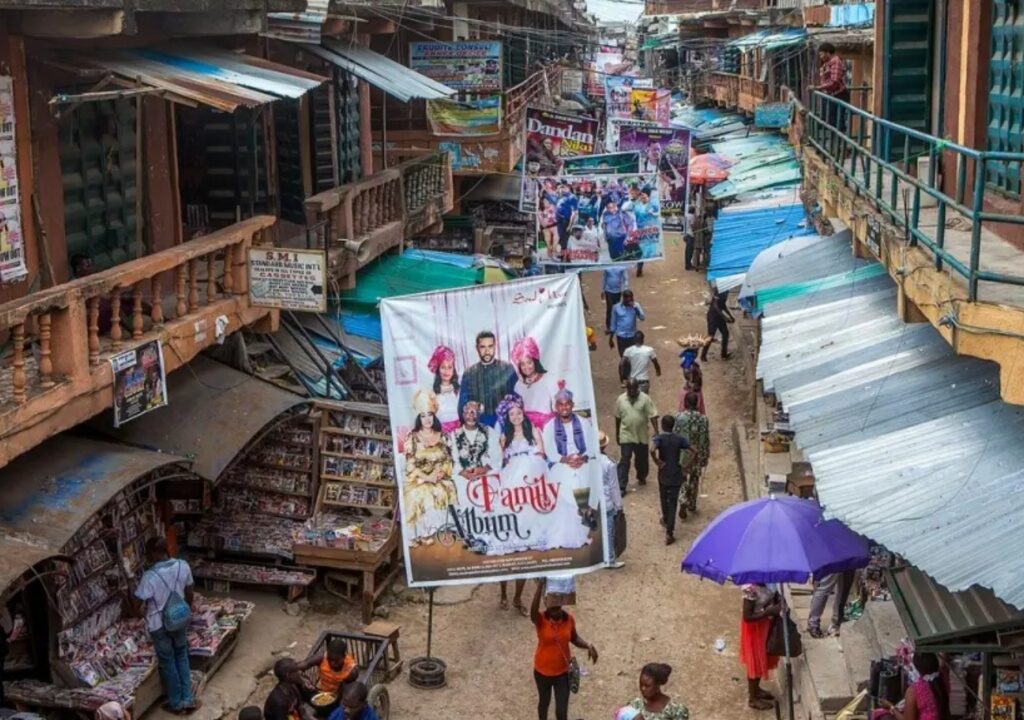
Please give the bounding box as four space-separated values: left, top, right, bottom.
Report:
740 584 783 710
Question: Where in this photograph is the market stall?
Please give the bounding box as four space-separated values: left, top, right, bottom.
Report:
0 436 251 716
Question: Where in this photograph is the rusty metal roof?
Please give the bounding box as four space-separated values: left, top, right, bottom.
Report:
0 436 188 596
94 356 309 482
306 40 455 102
888 565 1024 651
67 43 326 112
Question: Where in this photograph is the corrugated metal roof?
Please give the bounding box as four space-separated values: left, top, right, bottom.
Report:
888 565 1024 650
70 44 326 112
0 436 189 595
266 0 330 43
729 28 807 51
94 356 308 482
304 40 455 102
707 189 812 282
754 250 1024 609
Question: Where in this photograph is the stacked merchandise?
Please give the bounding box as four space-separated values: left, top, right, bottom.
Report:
296 512 395 553
320 410 397 512
191 560 315 588
187 515 304 560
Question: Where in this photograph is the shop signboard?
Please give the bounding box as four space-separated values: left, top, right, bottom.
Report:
426 96 501 136
409 41 503 93
533 172 663 266
110 339 168 428
381 274 609 587
247 248 327 312
614 121 691 231
519 107 598 213
561 151 640 176
0 76 27 283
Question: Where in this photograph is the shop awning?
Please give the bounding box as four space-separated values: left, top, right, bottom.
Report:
728 28 807 51
888 565 1024 651
303 41 455 103
62 44 327 113
0 436 189 596
93 356 309 482
754 247 1024 610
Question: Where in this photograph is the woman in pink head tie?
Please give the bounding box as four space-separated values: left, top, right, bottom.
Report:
512 336 559 431
427 345 461 434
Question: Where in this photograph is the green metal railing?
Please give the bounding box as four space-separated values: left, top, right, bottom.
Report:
806 91 1024 301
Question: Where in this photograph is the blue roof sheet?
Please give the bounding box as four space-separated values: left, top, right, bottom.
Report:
707 202 813 281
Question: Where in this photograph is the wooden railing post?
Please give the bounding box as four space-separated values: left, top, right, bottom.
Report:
223 245 235 295
109 291 122 351
88 298 100 366
151 277 164 325
132 283 144 339
188 259 199 313
176 264 188 318
38 313 54 388
12 323 26 403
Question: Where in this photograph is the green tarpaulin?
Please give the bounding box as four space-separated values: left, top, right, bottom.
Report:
338 255 484 313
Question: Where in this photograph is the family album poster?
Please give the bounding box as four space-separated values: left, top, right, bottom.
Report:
534 172 664 266
381 275 608 587
614 121 692 231
519 107 598 213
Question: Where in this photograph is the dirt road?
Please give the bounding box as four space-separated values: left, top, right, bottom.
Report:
179 237 757 720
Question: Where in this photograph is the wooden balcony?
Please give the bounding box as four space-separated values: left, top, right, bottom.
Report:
701 72 768 114
305 151 454 288
0 216 277 470
373 65 563 175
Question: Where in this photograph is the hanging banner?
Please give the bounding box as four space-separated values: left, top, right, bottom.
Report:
562 151 640 176
248 248 327 312
534 173 663 265
615 121 692 231
519 107 598 213
586 50 632 96
426 96 501 136
409 41 503 93
0 77 26 283
381 274 608 587
110 339 169 428
630 88 671 126
605 76 654 122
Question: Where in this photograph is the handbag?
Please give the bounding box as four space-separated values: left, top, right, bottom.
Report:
766 611 803 657
613 510 627 556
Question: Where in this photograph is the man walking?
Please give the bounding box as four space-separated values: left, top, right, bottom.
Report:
458 330 517 427
701 291 734 361
651 415 693 545
683 206 698 271
598 432 625 569
609 289 646 357
621 331 661 393
673 391 710 518
614 378 659 493
601 266 628 335
130 538 198 714
807 570 857 638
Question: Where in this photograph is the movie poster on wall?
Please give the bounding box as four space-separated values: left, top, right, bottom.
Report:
519 107 598 213
615 121 692 231
534 173 663 266
409 41 503 93
381 274 608 587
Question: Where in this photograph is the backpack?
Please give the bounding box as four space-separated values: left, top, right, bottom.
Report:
152 560 192 633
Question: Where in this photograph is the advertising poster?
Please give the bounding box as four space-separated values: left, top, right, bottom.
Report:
562 151 640 176
426 97 501 136
630 88 671 126
586 49 631 96
615 121 691 231
605 76 654 121
248 248 327 312
0 77 26 283
381 274 608 587
409 41 503 93
110 339 168 428
520 107 598 213
534 173 663 265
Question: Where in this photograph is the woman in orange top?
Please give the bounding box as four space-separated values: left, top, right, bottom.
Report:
529 579 599 720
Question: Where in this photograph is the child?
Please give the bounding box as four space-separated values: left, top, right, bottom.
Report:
650 415 692 545
297 638 357 714
328 682 379 720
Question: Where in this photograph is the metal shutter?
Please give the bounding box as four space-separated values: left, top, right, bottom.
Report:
987 0 1024 196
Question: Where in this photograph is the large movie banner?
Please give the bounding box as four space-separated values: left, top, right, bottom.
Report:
615 121 692 231
534 173 663 265
381 275 608 587
520 107 598 213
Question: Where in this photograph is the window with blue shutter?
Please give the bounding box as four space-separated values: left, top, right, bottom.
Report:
987 0 1024 196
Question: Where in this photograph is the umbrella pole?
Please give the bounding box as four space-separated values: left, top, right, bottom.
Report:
782 585 795 720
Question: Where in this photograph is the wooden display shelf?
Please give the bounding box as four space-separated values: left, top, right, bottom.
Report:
320 500 393 512
243 460 314 474
321 450 392 464
320 427 391 442
320 473 395 488
222 481 313 499
264 438 315 450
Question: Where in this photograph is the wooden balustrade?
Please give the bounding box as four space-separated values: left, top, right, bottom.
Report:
0 215 274 409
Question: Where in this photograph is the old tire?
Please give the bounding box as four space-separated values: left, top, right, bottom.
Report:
368 684 390 720
408 655 447 689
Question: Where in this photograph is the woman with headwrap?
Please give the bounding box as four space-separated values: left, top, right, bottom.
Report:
491 393 550 555
540 382 597 551
512 337 559 430
676 338 707 415
427 345 461 434
403 389 456 546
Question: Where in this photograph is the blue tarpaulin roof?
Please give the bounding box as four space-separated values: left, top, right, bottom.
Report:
707 192 813 283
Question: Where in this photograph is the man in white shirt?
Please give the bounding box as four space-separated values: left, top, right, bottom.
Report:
620 331 662 393
599 432 625 568
130 538 198 713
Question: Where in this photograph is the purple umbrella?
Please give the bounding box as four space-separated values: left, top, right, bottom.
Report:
681 494 868 584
